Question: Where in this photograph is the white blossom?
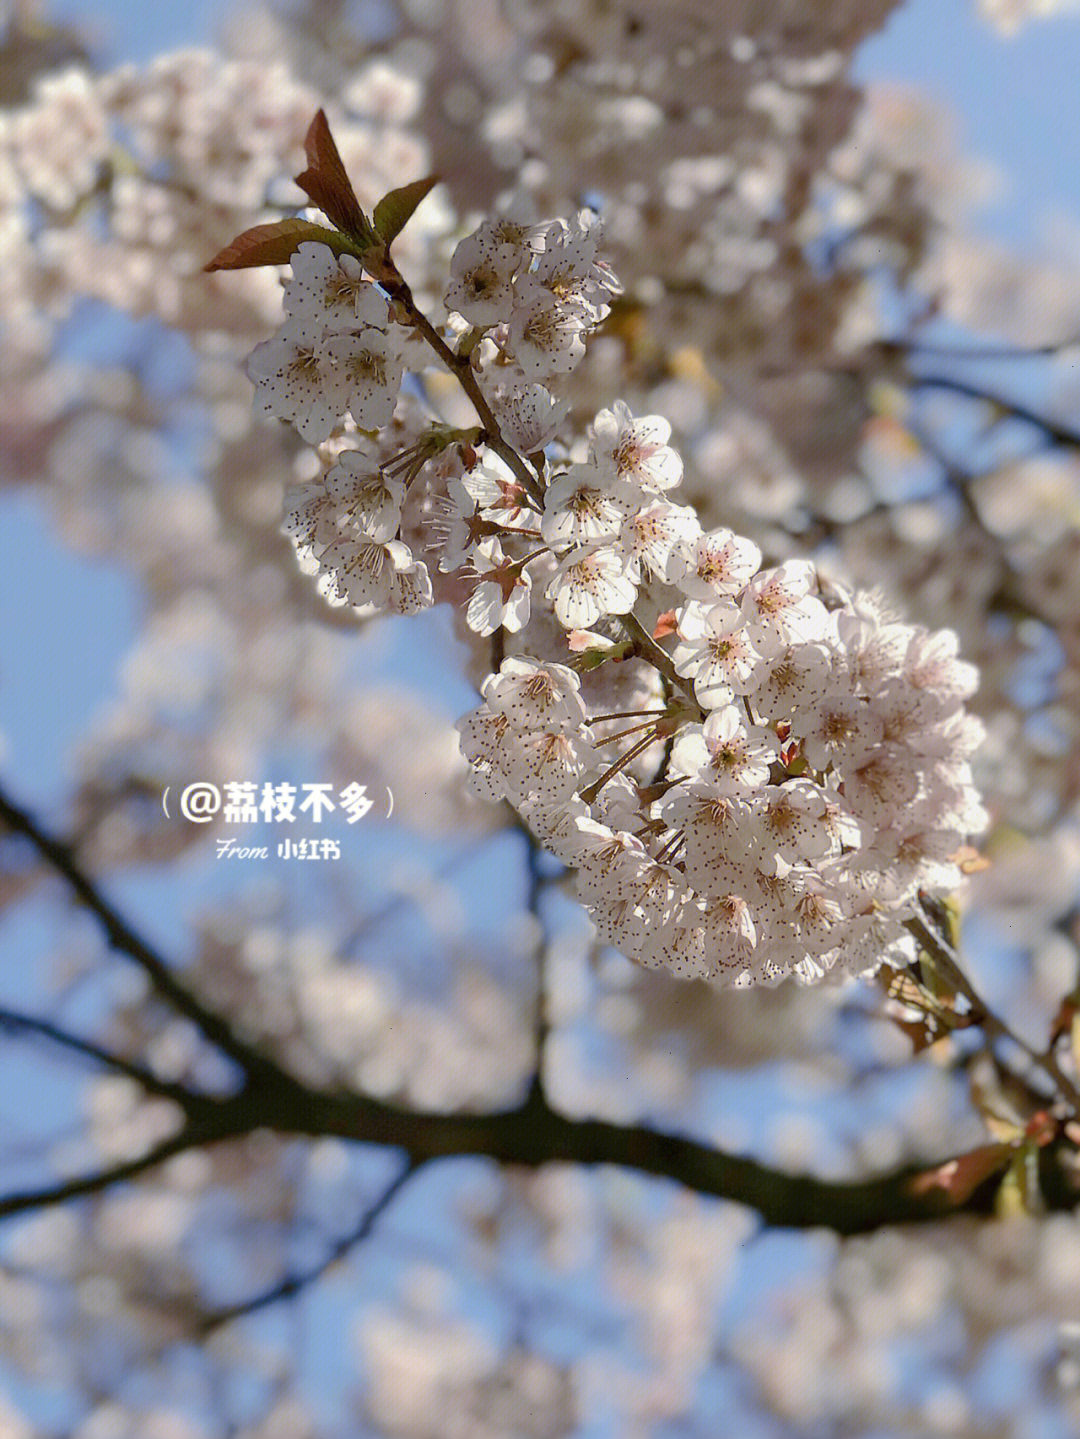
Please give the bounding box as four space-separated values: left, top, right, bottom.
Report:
505 290 588 378
247 318 349 444
320 326 406 430
590 402 683 492
673 601 763 707
671 707 776 792
465 540 532 635
670 528 763 600
284 242 371 327
445 231 519 327
483 658 587 732
540 464 628 549
545 546 637 629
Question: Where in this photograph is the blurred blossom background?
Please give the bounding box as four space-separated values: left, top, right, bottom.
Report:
2 0 1080 1434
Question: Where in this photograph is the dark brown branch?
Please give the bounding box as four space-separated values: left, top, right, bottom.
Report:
619 612 703 717
2 788 1068 1236
0 1031 1061 1235
385 276 545 508
197 1157 422 1334
0 1120 209 1220
907 373 1080 449
0 787 294 1085
260 1083 1019 1236
0 1006 202 1108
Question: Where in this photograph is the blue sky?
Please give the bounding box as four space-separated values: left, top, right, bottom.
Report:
857 0 1080 250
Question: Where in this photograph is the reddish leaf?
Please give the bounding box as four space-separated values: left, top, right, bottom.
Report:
779 737 801 768
652 610 677 640
909 1142 1012 1205
294 109 370 242
373 176 438 246
1025 1110 1058 1148
204 219 359 272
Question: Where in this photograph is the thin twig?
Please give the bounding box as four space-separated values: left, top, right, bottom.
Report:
388 281 545 508
908 374 1080 449
896 335 1075 363
0 786 290 1084
0 1007 202 1108
198 1157 422 1333
0 1124 208 1220
619 613 703 718
906 914 1080 1113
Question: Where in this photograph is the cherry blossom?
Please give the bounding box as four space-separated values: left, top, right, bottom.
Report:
445 230 519 327
8 13 1080 1438
247 318 350 443
590 402 683 491
545 545 638 629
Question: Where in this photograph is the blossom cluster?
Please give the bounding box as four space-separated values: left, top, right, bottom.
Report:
458 582 985 987
446 209 621 383
249 242 416 444
269 208 620 620
223 179 987 989
284 438 433 614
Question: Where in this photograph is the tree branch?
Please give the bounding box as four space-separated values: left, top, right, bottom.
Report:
4 786 1068 1236
0 1006 202 1108
0 1027 1064 1236
197 1157 422 1334
262 1083 1031 1236
0 1122 208 1220
0 1086 275 1221
906 912 1080 1114
907 373 1080 449
0 786 295 1086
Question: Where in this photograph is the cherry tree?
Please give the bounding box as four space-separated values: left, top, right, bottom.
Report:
2 1 1080 1434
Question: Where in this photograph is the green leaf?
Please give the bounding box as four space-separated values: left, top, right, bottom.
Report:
204 219 359 272
293 108 372 245
373 176 438 246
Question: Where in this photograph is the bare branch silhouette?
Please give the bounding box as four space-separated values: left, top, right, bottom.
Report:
0 1005 205 1107
198 1157 423 1333
0 786 300 1085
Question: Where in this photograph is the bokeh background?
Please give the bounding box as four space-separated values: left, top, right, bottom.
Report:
3 1 1080 1434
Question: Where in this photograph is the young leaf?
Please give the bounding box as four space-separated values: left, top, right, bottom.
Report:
996 1145 1042 1218
372 176 439 246
950 843 990 875
293 109 371 244
204 219 360 272
1024 1110 1057 1148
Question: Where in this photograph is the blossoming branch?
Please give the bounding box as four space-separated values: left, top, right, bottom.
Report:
208 109 987 991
